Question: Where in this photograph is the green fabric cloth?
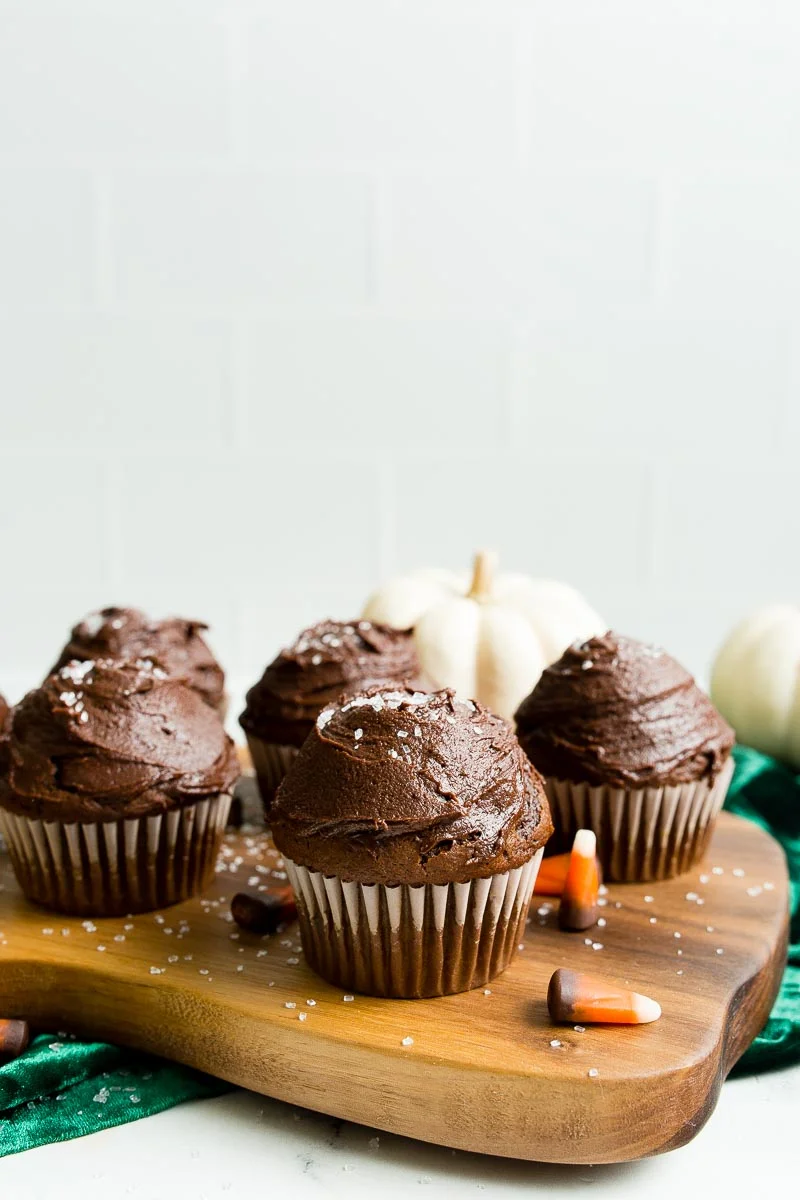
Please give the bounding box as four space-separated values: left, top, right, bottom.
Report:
724 745 800 1075
1 744 798 1156
0 1034 229 1157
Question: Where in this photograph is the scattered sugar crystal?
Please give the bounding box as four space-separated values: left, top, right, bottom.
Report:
685 892 698 901
550 1039 562 1048
483 989 492 996
706 926 715 933
644 895 654 903
285 1002 296 1009
587 1068 599 1078
298 1012 308 1022
716 948 724 955
592 943 603 951
306 999 317 1007
97 945 106 952
354 729 363 740
42 928 53 936
597 918 606 927
149 966 163 975
764 882 775 891
746 886 763 897
733 868 745 878
168 955 178 963
401 1036 414 1047
114 935 125 943
574 1025 586 1033
649 917 657 924
699 874 710 884
343 994 354 1002
712 867 724 875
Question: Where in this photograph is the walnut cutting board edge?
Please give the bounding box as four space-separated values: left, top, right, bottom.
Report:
0 812 788 1164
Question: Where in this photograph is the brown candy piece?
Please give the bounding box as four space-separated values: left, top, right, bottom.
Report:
231 889 297 935
0 1018 30 1061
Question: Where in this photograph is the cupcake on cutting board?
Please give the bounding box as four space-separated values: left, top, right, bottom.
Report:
0 657 239 916
52 607 226 715
515 631 734 881
240 619 424 812
0 692 11 776
271 684 552 998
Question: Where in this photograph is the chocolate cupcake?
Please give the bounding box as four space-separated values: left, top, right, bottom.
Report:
0 658 239 915
240 619 423 812
52 607 226 715
0 693 11 778
271 685 552 998
515 632 735 881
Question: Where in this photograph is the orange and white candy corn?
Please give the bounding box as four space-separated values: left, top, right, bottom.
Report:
548 968 661 1025
558 829 599 931
534 849 603 897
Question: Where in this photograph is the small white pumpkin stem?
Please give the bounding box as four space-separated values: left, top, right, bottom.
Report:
468 550 497 602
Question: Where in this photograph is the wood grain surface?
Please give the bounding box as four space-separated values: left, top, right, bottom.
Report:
0 812 788 1164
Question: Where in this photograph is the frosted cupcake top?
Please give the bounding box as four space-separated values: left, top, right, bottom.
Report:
239 619 424 748
52 607 225 710
1 658 239 823
270 685 552 886
515 631 734 789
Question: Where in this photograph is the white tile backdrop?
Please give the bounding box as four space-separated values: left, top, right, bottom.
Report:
0 0 798 723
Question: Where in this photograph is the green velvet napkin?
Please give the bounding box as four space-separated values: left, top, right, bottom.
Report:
0 1034 229 1156
723 745 800 1074
1 743 798 1157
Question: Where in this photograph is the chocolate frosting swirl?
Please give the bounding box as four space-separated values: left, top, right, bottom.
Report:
240 620 423 748
52 608 225 709
0 693 11 777
1 658 239 823
515 631 734 788
270 685 552 886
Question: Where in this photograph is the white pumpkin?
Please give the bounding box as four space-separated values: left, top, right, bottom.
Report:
362 551 605 720
711 604 800 768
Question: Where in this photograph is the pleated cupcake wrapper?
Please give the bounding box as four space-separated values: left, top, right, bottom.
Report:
0 793 231 917
284 848 544 999
245 737 299 814
545 757 735 882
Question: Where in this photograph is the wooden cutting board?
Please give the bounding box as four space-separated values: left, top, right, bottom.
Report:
0 812 788 1164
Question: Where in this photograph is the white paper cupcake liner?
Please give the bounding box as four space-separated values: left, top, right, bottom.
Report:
545 757 735 881
0 793 231 917
245 737 299 814
284 848 544 998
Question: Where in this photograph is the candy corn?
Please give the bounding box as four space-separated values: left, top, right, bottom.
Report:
558 829 600 931
0 1018 30 1060
534 850 603 897
548 968 661 1025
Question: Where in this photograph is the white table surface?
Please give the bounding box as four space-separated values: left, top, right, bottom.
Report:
2 1065 798 1199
